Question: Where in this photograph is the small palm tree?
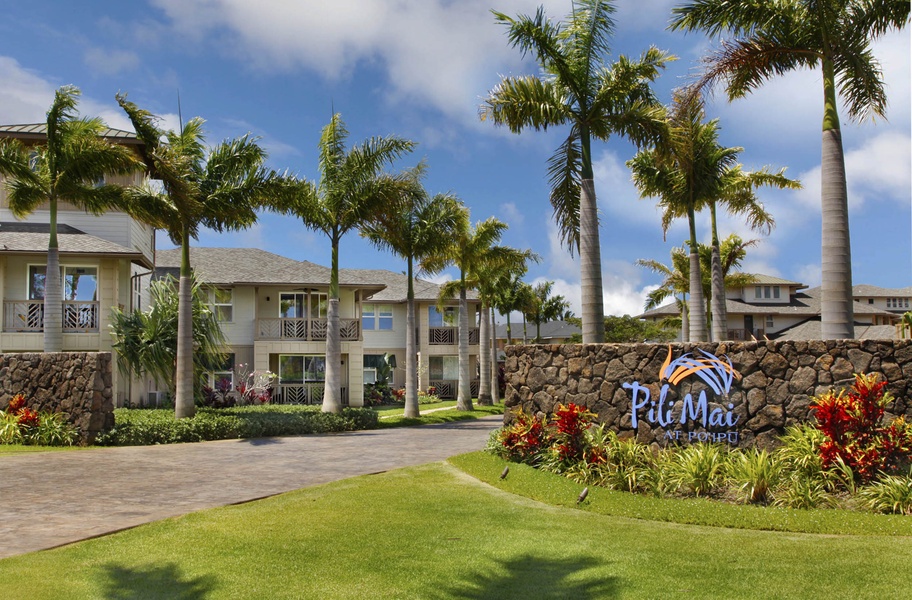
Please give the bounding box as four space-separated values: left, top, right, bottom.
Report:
361 167 464 418
670 0 910 339
0 86 142 352
117 94 285 418
274 113 414 414
492 273 532 346
525 281 572 343
483 0 672 343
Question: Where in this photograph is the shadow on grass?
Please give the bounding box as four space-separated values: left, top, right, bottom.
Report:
435 554 619 599
98 563 217 599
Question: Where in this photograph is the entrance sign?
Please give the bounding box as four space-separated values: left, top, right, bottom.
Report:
623 347 742 443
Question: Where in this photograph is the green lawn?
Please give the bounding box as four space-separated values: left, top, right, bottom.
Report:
376 403 503 428
0 455 908 599
0 444 86 456
370 400 457 417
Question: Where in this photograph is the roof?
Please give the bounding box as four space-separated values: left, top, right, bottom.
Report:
351 269 478 303
772 319 899 341
0 123 143 145
747 274 805 287
495 320 580 341
852 284 912 298
154 247 383 294
0 222 150 267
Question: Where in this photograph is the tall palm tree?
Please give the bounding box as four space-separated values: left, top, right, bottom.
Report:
0 86 141 352
361 168 464 418
492 273 532 346
670 0 910 339
117 94 284 419
424 214 514 411
275 113 414 414
474 248 537 405
482 0 672 343
525 281 572 342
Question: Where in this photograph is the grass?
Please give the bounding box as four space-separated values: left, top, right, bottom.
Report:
369 400 457 417
0 444 85 456
0 458 909 599
376 403 504 428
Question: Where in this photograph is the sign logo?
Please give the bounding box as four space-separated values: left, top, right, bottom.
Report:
622 346 742 444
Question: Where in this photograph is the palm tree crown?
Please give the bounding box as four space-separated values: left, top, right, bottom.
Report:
483 0 673 343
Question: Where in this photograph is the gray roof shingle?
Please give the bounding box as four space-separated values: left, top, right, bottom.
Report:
0 222 149 266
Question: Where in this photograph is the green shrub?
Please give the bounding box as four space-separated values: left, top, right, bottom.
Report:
858 471 912 515
727 448 782 504
0 411 23 444
776 424 826 478
666 443 729 497
95 405 379 446
774 473 834 510
28 412 79 446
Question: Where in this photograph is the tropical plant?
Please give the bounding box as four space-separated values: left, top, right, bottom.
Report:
483 0 672 342
0 86 142 352
670 0 910 339
666 442 729 497
117 94 285 419
567 314 679 343
361 167 464 417
272 113 414 414
424 213 527 410
492 274 533 345
858 470 912 515
727 448 782 504
525 281 571 343
110 274 228 400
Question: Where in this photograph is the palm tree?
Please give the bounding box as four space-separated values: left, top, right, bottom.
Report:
424 214 516 411
275 113 414 414
525 281 572 342
633 92 798 340
361 168 464 418
117 94 284 419
111 274 227 398
474 248 537 405
482 0 672 343
0 86 141 352
670 0 910 339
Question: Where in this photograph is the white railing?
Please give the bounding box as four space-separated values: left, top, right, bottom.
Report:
271 383 348 406
428 327 480 345
256 318 361 341
428 379 480 399
4 300 99 332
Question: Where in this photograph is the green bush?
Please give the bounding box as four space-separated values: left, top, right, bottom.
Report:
858 470 912 515
666 443 729 497
95 405 379 446
727 448 782 504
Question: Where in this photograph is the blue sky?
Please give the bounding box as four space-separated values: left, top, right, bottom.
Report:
1 1 909 318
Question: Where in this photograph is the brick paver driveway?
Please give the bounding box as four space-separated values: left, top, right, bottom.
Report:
0 415 501 558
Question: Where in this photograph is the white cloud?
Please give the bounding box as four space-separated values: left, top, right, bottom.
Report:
83 47 140 76
794 263 822 287
499 202 524 228
592 149 665 227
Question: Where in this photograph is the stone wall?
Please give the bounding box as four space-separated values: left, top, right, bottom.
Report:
0 352 114 443
503 339 912 449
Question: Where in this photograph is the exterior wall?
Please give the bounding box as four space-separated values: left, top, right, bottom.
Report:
504 339 912 450
0 351 114 443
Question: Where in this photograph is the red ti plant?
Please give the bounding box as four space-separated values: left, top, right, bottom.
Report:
499 409 547 464
812 373 912 481
550 403 595 463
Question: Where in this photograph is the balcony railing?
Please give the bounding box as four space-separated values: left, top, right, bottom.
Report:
726 328 766 341
256 318 361 341
271 383 348 406
3 300 99 332
428 379 480 399
428 327 480 345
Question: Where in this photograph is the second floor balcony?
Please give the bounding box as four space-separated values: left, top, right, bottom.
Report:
428 326 480 346
256 317 361 342
3 300 99 333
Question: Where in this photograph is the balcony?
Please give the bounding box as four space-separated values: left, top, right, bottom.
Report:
3 300 100 332
428 379 481 399
270 383 348 406
256 318 361 341
726 328 766 341
428 327 480 345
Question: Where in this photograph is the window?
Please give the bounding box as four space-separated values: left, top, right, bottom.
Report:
362 303 393 330
429 306 458 327
363 354 382 384
764 286 771 299
278 355 325 384
766 316 774 328
773 287 780 299
429 356 459 380
29 265 98 301
754 286 761 299
280 292 327 318
209 354 235 392
208 288 233 322
868 298 874 304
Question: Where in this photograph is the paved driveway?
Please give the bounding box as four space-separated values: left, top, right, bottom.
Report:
0 415 501 559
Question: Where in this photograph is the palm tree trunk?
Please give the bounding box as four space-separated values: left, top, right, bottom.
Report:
323 235 343 413
404 258 419 418
457 281 473 411
579 177 605 343
820 58 854 340
489 308 499 403
687 211 708 342
709 202 727 341
505 313 512 345
679 296 689 342
175 229 196 418
478 303 492 405
43 198 63 353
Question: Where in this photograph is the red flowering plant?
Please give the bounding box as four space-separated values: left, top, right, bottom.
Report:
812 373 912 482
17 407 39 429
7 393 26 414
498 409 548 464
